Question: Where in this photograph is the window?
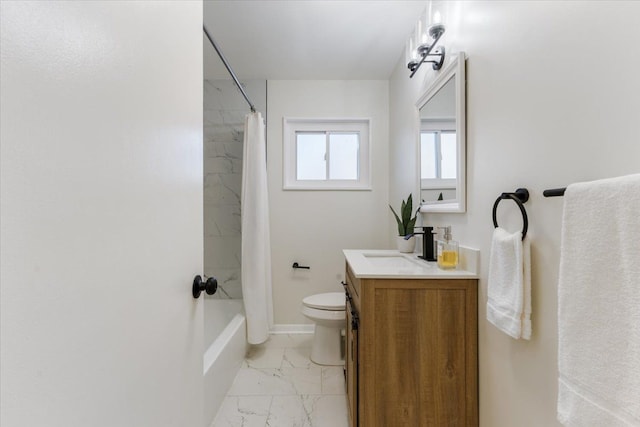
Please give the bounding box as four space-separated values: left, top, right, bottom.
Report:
420 119 456 189
283 118 371 190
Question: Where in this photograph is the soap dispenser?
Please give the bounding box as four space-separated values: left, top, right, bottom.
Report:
436 226 459 269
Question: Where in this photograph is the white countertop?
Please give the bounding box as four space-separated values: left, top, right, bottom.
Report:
343 247 479 279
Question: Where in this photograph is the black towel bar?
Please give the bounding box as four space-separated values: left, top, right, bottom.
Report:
492 188 529 240
292 262 310 270
543 187 566 197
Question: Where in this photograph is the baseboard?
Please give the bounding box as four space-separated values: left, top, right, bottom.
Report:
270 324 314 334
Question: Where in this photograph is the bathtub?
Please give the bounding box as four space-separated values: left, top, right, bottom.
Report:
203 298 247 427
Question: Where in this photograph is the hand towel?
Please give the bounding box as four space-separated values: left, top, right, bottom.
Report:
487 227 532 340
557 174 640 426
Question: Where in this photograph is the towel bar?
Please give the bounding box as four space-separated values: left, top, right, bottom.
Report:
292 262 310 270
492 188 529 240
543 187 566 197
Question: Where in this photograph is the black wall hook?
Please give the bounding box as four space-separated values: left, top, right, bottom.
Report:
492 188 529 240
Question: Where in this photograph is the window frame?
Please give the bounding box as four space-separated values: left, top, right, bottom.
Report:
283 118 371 190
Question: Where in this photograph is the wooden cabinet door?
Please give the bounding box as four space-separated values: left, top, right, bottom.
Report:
360 280 478 427
346 298 359 427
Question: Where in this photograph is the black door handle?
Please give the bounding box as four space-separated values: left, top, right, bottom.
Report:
192 275 218 298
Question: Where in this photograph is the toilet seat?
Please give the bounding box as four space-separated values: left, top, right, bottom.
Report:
302 305 346 321
302 292 345 311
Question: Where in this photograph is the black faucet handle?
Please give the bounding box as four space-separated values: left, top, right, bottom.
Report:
417 226 437 262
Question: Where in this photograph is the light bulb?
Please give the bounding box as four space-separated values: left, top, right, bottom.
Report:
409 38 417 61
406 40 412 62
433 10 442 24
422 12 429 43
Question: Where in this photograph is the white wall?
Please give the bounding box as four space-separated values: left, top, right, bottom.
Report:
389 1 640 426
267 80 389 325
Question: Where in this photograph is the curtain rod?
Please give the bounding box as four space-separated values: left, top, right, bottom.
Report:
203 25 256 113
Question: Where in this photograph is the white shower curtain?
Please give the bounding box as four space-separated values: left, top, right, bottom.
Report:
241 112 273 344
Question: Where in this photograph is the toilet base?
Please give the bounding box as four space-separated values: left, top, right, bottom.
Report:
310 323 344 366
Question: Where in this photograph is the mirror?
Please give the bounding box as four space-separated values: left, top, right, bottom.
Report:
416 52 466 213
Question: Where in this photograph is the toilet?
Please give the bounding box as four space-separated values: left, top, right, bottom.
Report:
301 292 346 365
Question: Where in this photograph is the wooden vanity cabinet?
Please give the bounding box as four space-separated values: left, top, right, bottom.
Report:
344 263 478 427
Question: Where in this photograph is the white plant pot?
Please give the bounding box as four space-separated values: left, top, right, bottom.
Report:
396 235 416 253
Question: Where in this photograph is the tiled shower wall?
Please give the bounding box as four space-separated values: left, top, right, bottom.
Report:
204 79 267 299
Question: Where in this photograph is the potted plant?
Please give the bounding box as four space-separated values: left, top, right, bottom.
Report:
389 194 419 253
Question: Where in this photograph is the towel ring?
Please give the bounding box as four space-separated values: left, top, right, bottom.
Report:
492 188 529 240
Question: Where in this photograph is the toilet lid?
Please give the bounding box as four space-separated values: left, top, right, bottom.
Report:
302 292 345 310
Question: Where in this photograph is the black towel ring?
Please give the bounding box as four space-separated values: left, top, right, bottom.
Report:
492 188 529 241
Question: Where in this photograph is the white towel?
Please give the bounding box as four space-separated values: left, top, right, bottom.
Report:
487 227 531 340
557 174 640 426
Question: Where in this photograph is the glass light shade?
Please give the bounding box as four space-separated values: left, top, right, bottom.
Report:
433 10 442 24
422 11 429 43
409 38 417 61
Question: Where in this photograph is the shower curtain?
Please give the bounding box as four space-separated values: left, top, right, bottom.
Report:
241 112 273 344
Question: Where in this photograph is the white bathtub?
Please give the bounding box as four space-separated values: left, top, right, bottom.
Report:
203 298 247 427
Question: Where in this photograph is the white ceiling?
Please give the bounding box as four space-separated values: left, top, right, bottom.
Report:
203 1 427 80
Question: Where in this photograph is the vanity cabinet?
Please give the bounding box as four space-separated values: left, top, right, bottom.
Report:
344 262 478 427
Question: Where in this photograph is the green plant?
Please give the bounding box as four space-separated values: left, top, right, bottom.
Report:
389 194 419 237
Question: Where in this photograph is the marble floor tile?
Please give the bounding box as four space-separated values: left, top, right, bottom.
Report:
260 333 313 349
302 395 349 427
267 395 311 427
279 367 322 395
213 334 349 427
267 395 349 427
227 367 322 396
211 396 272 427
321 367 346 395
282 347 313 368
243 346 285 369
227 368 297 396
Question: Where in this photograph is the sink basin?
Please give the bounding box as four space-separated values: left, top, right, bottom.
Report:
363 254 424 269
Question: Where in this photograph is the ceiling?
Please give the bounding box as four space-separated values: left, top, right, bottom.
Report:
203 1 427 80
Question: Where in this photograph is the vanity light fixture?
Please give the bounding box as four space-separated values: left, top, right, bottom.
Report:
407 23 446 78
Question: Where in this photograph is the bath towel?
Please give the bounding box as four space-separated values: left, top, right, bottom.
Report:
557 174 640 426
487 227 531 340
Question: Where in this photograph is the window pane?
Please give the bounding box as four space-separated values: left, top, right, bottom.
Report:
296 133 326 180
329 133 359 180
441 132 457 179
284 118 370 190
421 132 437 179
